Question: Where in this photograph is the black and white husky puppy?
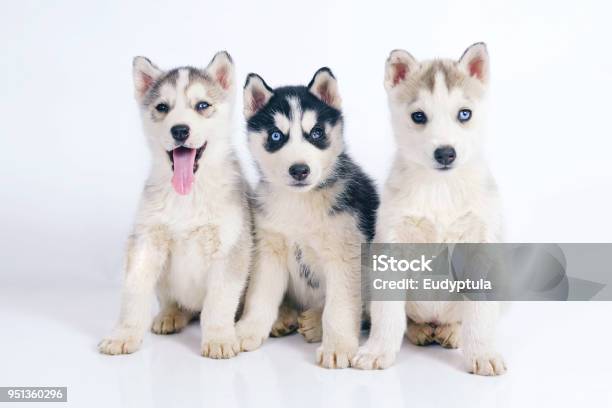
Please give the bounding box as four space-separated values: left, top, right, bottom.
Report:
235 68 379 368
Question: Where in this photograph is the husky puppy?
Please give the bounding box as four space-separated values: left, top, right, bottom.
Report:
351 43 506 375
98 52 252 359
235 68 379 368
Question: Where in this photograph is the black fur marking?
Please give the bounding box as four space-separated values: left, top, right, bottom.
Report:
294 246 320 289
303 126 329 149
246 86 341 152
321 153 380 242
244 73 274 91
264 129 289 152
307 67 336 87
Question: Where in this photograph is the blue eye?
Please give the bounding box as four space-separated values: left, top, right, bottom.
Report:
195 101 210 111
411 111 427 124
270 131 282 142
155 103 169 113
310 127 324 139
458 109 472 122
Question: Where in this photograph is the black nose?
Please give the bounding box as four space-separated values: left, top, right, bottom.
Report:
289 163 310 181
171 124 190 142
434 146 456 166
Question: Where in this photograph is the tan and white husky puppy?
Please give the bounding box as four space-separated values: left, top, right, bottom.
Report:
98 52 252 359
352 43 507 375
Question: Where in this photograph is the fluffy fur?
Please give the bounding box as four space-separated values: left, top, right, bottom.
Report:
98 52 252 359
351 43 507 375
235 68 379 368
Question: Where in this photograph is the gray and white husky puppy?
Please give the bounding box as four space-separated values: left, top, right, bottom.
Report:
235 68 379 368
352 43 507 375
98 52 252 359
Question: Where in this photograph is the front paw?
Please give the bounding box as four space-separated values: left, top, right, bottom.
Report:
201 330 240 359
351 345 397 370
98 331 142 355
465 352 507 376
235 320 269 352
316 343 357 369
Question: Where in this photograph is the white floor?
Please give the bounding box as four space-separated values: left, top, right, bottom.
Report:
1 284 611 408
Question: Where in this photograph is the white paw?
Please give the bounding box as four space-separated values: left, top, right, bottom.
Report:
151 310 190 335
201 336 240 359
351 346 397 370
316 344 357 369
465 352 507 376
98 331 142 355
235 320 269 352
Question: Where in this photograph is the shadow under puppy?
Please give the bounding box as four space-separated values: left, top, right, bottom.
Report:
352 43 506 375
99 52 252 358
236 68 379 368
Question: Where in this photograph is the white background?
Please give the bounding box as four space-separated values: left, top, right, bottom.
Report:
1 0 611 407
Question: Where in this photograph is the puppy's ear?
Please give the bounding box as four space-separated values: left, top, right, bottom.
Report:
243 73 273 119
458 42 489 84
384 49 419 91
308 67 342 110
133 56 162 101
206 50 234 91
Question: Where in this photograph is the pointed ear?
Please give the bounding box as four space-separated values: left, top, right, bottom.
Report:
243 73 273 118
133 56 162 100
458 42 489 84
308 67 342 109
384 49 419 91
206 51 234 91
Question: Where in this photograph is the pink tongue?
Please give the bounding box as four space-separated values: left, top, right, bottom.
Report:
172 147 197 195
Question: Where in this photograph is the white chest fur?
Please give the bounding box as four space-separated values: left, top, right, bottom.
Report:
132 163 247 310
379 160 502 243
255 182 362 309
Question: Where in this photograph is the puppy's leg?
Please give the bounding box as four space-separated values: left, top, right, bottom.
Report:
151 298 195 335
461 302 506 375
236 232 289 351
270 301 299 337
200 231 250 359
316 260 360 369
297 307 323 343
449 216 505 373
200 257 245 359
352 301 406 370
352 220 431 369
99 231 168 355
